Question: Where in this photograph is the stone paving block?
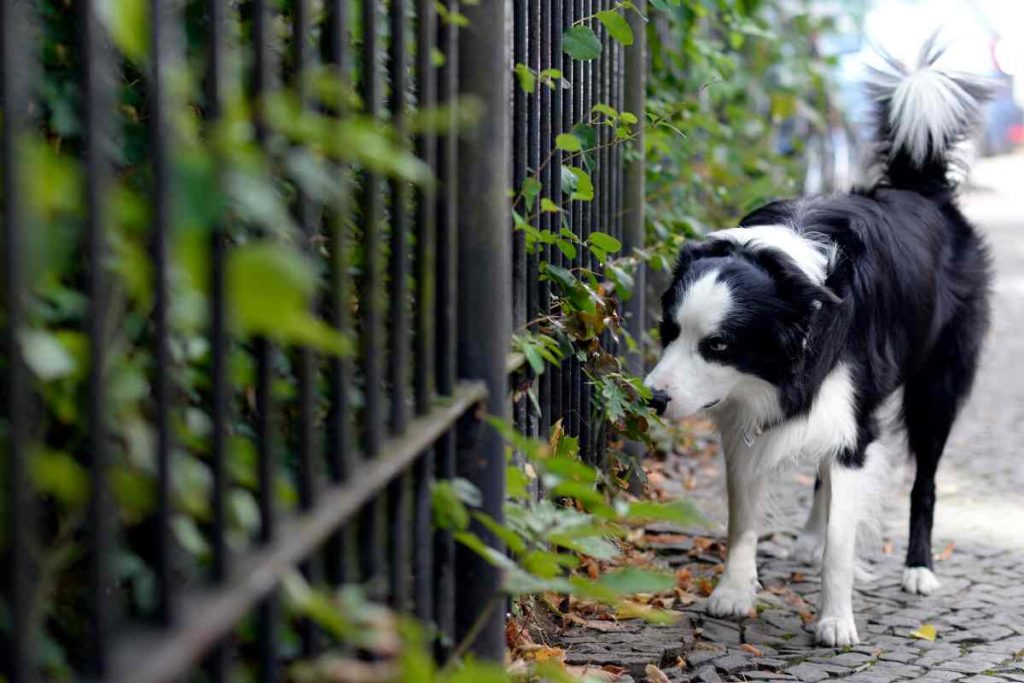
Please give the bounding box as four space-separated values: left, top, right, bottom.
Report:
784 663 834 682
694 664 724 682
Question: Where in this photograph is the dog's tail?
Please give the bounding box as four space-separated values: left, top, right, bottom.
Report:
863 34 996 196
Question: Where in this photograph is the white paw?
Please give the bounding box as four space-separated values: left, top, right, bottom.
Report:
816 614 860 646
790 533 823 565
707 580 757 618
902 566 940 595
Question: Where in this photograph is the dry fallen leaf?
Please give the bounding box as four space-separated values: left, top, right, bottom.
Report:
938 542 955 561
565 665 619 681
910 624 937 641
740 643 763 657
645 663 671 683
696 577 715 596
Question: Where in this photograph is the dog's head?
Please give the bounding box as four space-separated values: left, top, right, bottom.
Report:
644 236 840 420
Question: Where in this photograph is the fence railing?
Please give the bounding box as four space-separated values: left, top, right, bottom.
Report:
0 0 645 680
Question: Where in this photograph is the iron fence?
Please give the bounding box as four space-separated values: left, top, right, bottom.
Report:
0 0 645 680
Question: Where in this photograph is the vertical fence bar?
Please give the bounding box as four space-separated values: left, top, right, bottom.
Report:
454 0 510 660
292 0 320 654
204 0 231 676
578 0 593 462
386 0 413 613
537 0 552 437
358 0 387 599
81 0 114 674
623 0 646 379
412 0 438 624
251 0 280 677
511 0 528 441
560 0 577 443
323 0 356 588
569 0 583 441
526 0 540 439
433 0 459 655
149 0 176 627
1 1 32 679
549 0 564 431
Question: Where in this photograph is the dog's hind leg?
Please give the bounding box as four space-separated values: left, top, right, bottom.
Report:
902 299 987 595
792 469 827 565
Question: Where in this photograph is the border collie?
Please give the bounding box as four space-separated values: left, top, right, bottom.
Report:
645 38 993 646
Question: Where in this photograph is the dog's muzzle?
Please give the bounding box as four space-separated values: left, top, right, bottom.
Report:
648 389 671 416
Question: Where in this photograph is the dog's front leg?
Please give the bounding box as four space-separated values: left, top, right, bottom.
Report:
816 457 868 646
707 455 765 618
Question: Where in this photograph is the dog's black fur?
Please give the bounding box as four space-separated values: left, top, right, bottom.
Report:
653 40 993 592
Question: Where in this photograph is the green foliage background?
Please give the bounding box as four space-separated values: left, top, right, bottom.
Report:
1 0 845 679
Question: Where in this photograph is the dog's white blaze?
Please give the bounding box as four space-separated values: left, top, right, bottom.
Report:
644 271 750 419
710 224 834 285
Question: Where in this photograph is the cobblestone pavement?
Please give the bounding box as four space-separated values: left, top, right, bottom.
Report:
552 155 1024 682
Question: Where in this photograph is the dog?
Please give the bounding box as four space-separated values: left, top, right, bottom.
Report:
644 38 993 646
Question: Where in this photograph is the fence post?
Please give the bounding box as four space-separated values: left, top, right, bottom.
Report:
623 0 646 378
454 0 511 662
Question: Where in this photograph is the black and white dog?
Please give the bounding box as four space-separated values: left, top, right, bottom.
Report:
645 40 993 646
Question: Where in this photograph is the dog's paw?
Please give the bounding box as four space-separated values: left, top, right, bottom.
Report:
707 580 757 619
902 566 940 595
790 533 823 565
815 614 860 647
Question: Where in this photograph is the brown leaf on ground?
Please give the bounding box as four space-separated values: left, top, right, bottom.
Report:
645 664 671 683
647 533 690 545
692 537 715 552
602 664 629 675
938 541 955 561
676 567 693 588
565 665 619 680
581 556 601 580
580 619 631 632
675 655 688 669
790 571 806 582
674 589 698 605
740 643 763 657
520 644 566 662
696 577 715 596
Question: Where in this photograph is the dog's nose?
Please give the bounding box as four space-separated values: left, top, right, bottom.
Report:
648 389 671 416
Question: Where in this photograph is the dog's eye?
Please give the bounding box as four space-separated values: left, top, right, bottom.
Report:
706 336 729 353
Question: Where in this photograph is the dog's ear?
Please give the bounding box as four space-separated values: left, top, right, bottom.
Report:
671 239 736 280
751 247 843 310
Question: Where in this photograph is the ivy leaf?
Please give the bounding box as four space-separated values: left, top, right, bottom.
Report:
521 176 542 211
595 567 676 595
555 133 583 152
625 500 706 527
556 238 577 260
596 10 634 46
562 25 602 60
20 330 76 381
540 197 562 213
567 167 594 201
514 63 536 93
589 231 622 253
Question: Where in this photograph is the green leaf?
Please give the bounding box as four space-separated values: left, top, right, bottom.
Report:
228 243 352 356
596 10 634 45
540 197 562 213
432 480 470 531
521 176 542 211
556 238 577 260
625 500 706 527
20 330 76 381
30 451 89 508
98 0 149 62
514 63 536 93
562 25 602 60
595 567 676 595
555 133 583 152
589 231 622 253
567 167 594 201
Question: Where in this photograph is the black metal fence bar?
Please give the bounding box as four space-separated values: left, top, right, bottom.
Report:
623 0 647 377
1 0 31 678
413 0 439 625
105 381 486 682
454 0 512 659
1 0 648 679
82 0 114 674
433 0 460 657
